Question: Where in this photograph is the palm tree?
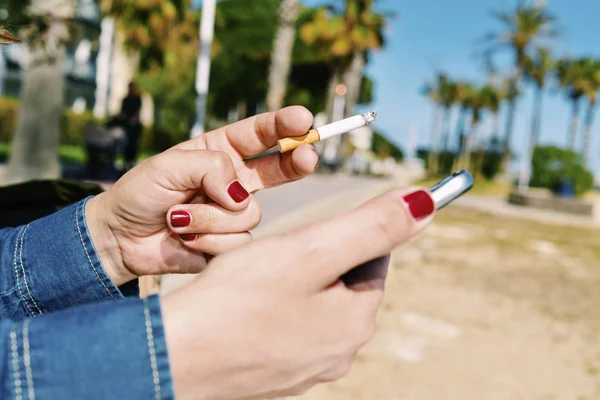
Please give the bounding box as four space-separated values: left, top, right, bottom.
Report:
523 48 554 146
518 48 554 191
475 84 502 174
579 58 600 167
300 0 388 120
458 85 485 171
266 0 300 112
485 1 557 166
6 0 76 184
453 82 474 155
422 74 444 176
440 78 458 153
556 58 586 150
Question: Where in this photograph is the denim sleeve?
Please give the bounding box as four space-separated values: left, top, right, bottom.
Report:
0 294 174 399
0 197 138 321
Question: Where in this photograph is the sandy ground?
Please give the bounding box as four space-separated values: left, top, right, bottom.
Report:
295 207 600 400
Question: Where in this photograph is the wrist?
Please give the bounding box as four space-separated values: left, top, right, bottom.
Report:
85 193 136 287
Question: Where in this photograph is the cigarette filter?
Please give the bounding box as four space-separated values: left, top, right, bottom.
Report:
277 112 377 153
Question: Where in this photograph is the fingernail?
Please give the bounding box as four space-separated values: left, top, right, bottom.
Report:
180 233 197 242
403 190 435 222
170 210 191 227
228 180 249 203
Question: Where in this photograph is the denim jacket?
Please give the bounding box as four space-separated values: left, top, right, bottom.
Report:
0 198 175 399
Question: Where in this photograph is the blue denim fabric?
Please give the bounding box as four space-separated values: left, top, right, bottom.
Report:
0 198 175 399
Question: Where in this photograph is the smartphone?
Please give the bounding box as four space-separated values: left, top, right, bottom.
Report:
429 170 474 210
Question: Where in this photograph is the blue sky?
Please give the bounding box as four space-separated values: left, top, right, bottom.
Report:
350 0 600 174
194 0 600 174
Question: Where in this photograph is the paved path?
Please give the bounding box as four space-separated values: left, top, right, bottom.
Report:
253 174 389 227
454 194 597 228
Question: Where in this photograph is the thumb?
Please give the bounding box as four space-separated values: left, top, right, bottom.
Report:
221 187 435 290
296 187 436 287
149 149 251 212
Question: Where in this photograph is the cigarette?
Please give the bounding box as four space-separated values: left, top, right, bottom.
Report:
277 112 377 153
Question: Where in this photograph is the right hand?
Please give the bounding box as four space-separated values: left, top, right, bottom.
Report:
162 187 436 400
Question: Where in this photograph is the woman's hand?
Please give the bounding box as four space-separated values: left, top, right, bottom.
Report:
162 187 436 400
86 107 319 286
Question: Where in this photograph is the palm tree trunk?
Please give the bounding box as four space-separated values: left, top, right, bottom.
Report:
581 99 596 168
517 87 543 192
568 99 581 151
6 20 69 185
458 123 477 171
427 105 443 176
462 115 479 171
491 111 501 142
441 107 452 152
325 68 342 123
473 110 499 176
438 107 452 174
501 97 516 169
532 87 544 147
342 50 365 117
454 107 467 153
266 0 300 112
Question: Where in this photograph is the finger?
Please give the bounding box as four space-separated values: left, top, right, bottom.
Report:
179 232 253 255
251 187 435 288
151 149 251 212
243 144 319 192
176 106 314 158
167 198 262 234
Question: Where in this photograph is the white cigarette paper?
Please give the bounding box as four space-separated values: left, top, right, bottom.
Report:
277 112 377 153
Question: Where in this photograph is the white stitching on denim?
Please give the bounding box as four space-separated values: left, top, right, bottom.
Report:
143 298 162 400
13 228 35 318
75 201 115 299
19 225 43 317
10 326 23 400
23 320 35 400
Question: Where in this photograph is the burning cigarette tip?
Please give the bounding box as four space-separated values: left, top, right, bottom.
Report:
363 112 377 124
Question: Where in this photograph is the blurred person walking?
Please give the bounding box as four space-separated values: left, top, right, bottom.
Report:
120 82 143 171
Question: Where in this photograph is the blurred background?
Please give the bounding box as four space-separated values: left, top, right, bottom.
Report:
1 0 600 398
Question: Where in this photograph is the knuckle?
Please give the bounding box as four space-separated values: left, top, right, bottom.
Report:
209 151 232 169
373 206 399 248
196 234 220 253
247 201 263 230
197 207 218 230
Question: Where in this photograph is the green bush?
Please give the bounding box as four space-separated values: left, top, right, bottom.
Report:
0 97 19 142
61 109 100 146
371 132 403 162
0 97 101 147
147 127 181 153
530 145 594 196
480 150 503 180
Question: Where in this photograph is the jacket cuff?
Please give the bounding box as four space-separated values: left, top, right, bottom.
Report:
4 295 174 399
14 197 137 318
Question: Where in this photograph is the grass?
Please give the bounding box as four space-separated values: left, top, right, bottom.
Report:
426 206 600 327
0 142 86 163
0 142 158 165
417 176 513 199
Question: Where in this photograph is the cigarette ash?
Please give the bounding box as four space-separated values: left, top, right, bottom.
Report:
362 111 377 125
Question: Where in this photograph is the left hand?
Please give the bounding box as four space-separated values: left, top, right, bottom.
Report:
86 106 318 286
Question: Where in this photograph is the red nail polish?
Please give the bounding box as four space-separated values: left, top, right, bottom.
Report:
180 233 197 242
403 190 435 221
228 181 249 203
170 211 191 227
